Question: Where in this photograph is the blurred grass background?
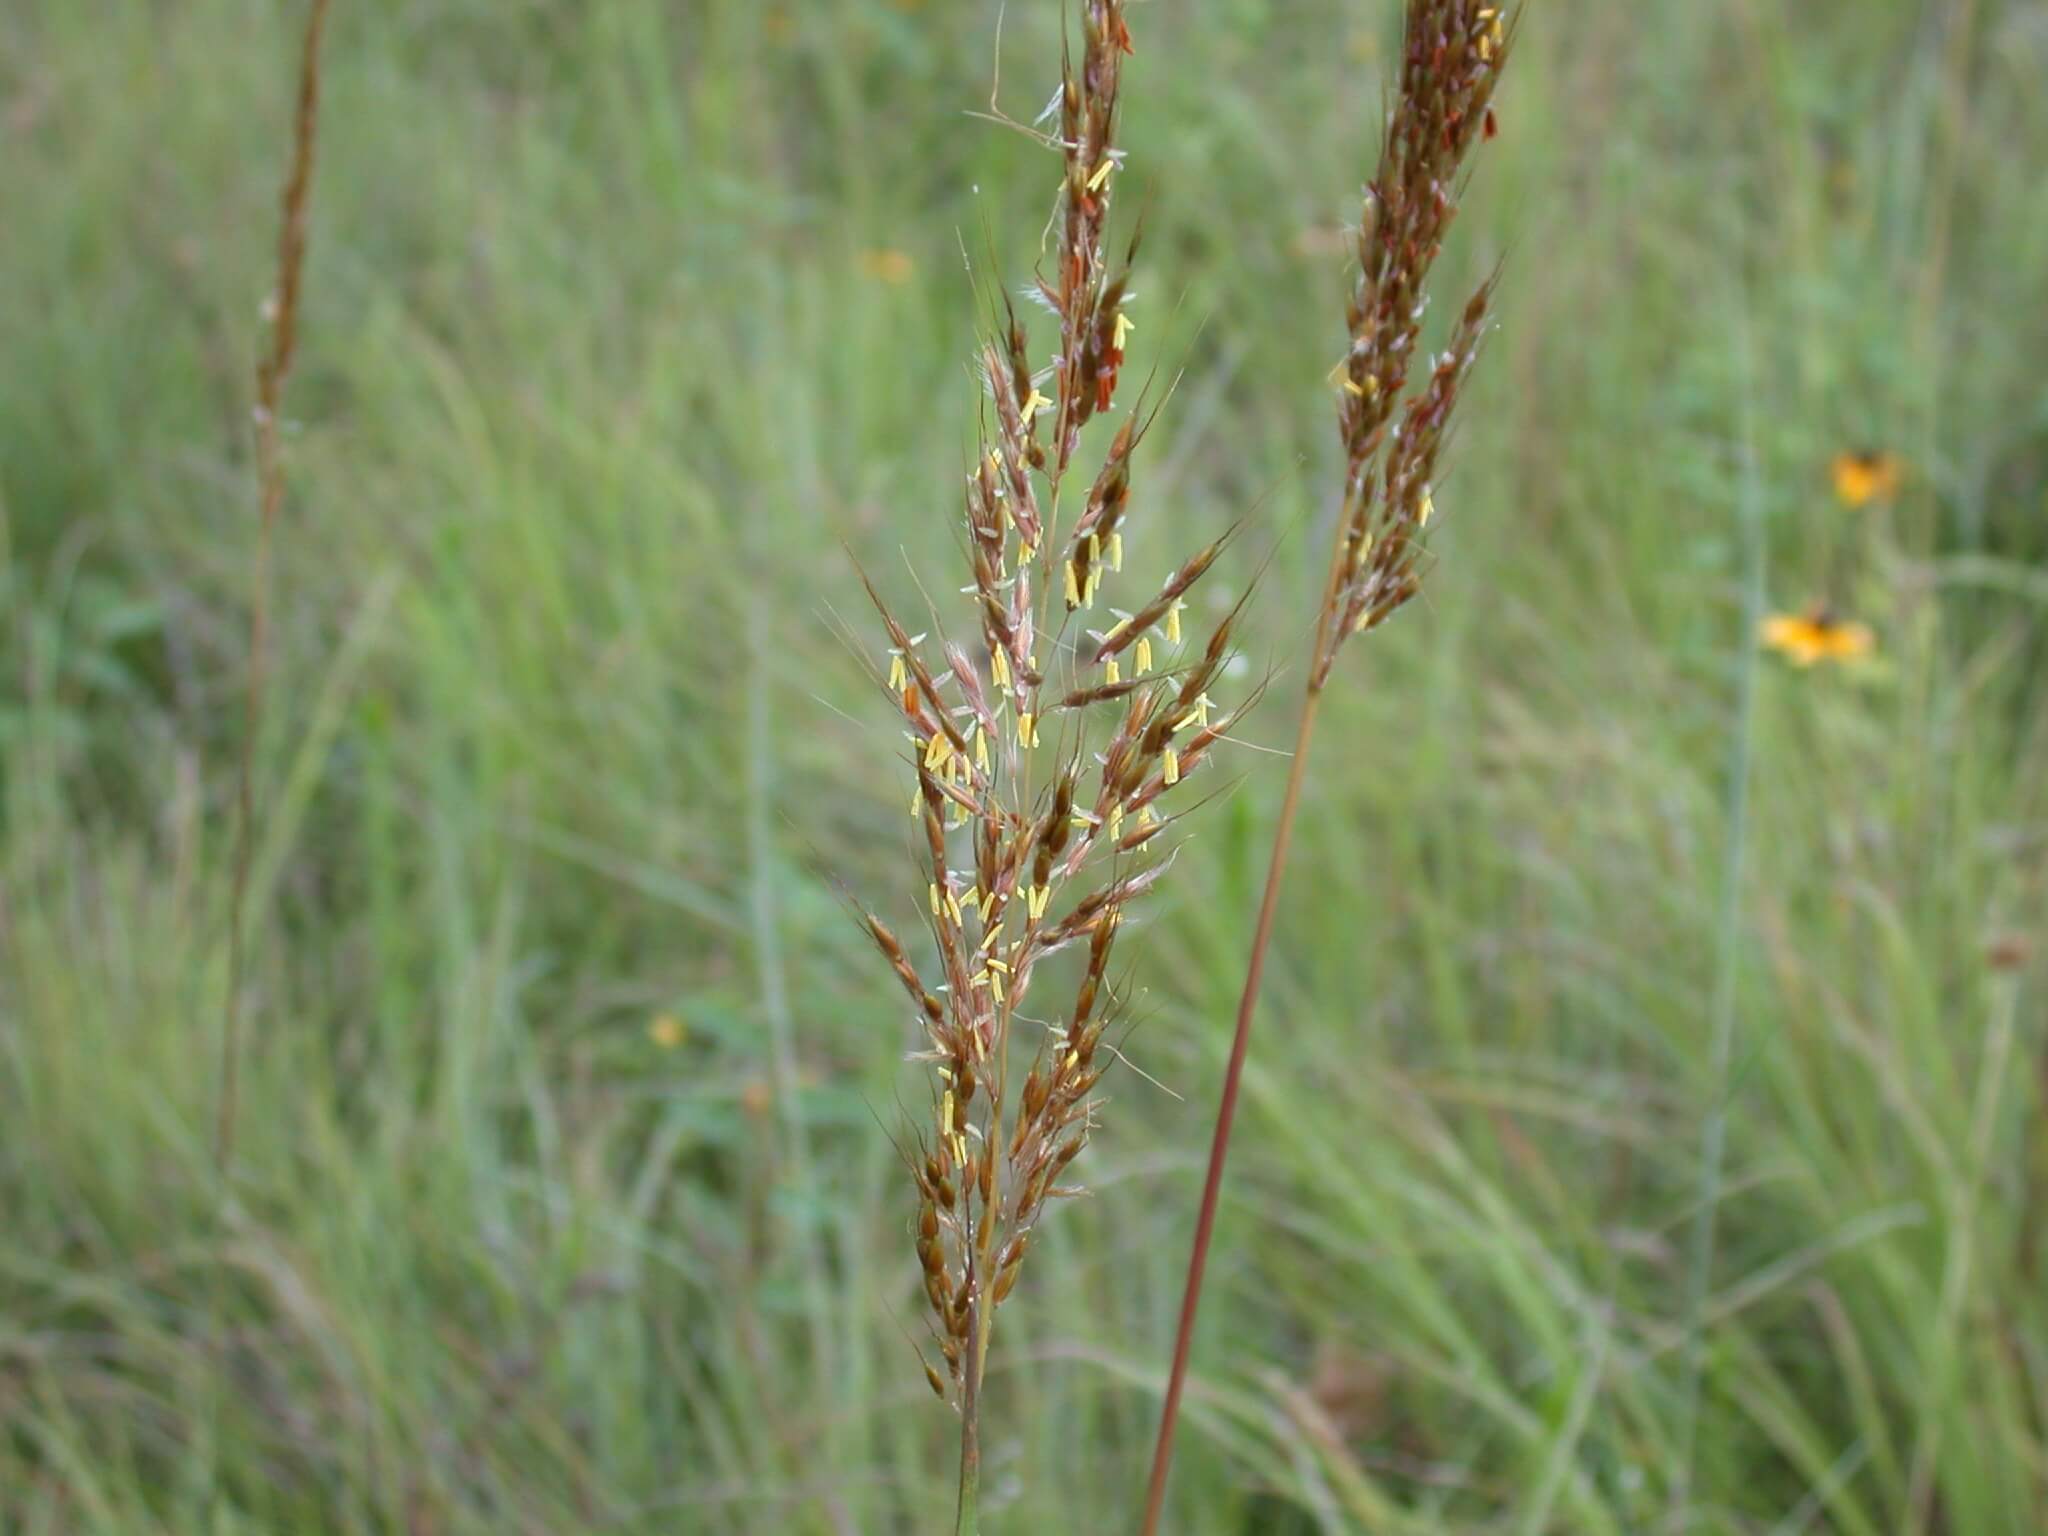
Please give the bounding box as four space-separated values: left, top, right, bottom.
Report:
4 0 2047 1530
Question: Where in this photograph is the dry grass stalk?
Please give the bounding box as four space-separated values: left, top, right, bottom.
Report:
849 4 1247 1529
219 0 333 1168
1141 3 1516 1528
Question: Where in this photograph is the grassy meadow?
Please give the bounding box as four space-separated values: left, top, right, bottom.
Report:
4 0 2048 1530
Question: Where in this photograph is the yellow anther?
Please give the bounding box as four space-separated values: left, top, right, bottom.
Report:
1112 310 1134 351
1419 490 1435 527
925 732 952 770
1166 600 1183 645
888 654 907 691
1104 657 1121 686
991 647 1011 688
942 1089 955 1134
1086 157 1115 192
1017 712 1038 748
1021 388 1052 426
1135 634 1152 674
1065 560 1082 607
1108 802 1124 839
1108 532 1123 571
930 882 942 917
1163 747 1180 786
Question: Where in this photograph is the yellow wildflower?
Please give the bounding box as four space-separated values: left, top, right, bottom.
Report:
1831 449 1903 509
1761 606 1876 667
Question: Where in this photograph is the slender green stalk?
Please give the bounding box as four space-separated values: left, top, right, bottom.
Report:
956 1297 987 1536
1671 325 1767 1513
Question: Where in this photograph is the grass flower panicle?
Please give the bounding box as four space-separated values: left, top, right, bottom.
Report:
1143 4 1517 1527
847 5 1249 1528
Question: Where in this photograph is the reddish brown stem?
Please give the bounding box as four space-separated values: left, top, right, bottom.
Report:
1139 682 1324 1534
218 0 331 1170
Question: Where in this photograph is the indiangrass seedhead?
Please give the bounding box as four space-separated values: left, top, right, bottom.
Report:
1315 0 1514 688
849 0 1244 1426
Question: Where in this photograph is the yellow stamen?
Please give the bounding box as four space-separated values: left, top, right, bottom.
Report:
1065 560 1082 607
1108 532 1123 571
1086 157 1115 192
1104 657 1121 686
1108 802 1124 839
1135 635 1152 674
1112 310 1134 351
1163 748 1180 786
1020 388 1052 426
942 1090 955 1134
888 654 907 691
930 883 942 917
1418 490 1434 527
991 647 1011 688
1018 712 1038 748
1166 600 1183 645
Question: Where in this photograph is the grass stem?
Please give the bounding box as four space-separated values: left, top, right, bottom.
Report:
1140 682 1324 1536
1671 332 1767 1514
